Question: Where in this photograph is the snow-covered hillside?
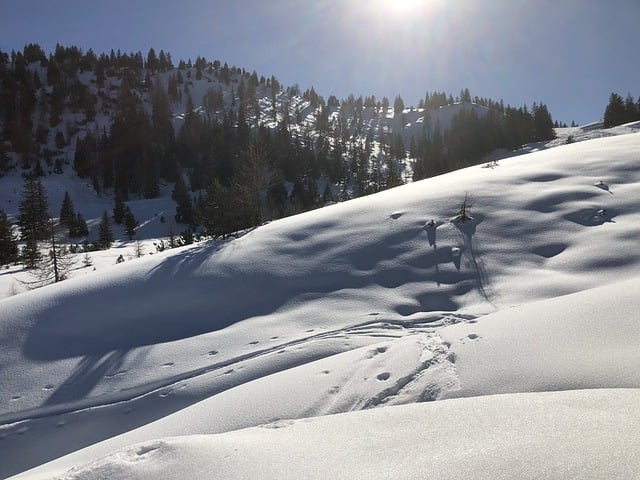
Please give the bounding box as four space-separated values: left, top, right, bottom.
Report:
2 127 640 479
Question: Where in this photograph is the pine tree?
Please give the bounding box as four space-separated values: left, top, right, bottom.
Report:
393 95 405 113
18 178 49 268
69 212 89 238
123 207 137 240
98 210 114 249
0 209 18 266
59 190 76 231
113 192 126 224
172 175 195 225
30 217 74 286
604 92 625 128
532 103 555 141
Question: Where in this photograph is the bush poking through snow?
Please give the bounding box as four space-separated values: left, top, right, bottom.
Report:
455 192 473 222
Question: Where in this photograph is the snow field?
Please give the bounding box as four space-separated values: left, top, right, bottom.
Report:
2 128 640 478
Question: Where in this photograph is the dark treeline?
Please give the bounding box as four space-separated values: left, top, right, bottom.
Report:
603 92 640 128
1 42 558 241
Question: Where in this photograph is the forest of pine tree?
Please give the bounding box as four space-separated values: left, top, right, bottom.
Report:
603 92 640 128
0 42 561 250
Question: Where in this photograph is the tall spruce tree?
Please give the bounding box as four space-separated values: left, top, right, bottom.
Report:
18 178 49 268
59 190 76 231
113 192 126 224
604 93 625 128
123 206 137 240
69 212 89 238
0 209 18 266
98 210 114 249
30 217 74 286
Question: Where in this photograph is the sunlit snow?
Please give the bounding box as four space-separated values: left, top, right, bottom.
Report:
2 124 640 479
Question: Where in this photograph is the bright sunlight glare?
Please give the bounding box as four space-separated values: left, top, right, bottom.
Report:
384 0 428 16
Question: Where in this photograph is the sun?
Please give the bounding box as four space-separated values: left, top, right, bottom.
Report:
384 0 426 16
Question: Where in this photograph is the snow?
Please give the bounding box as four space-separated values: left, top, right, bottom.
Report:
37 390 640 480
2 126 640 478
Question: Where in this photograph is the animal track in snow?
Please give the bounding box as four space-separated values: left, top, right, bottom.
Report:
134 442 164 457
532 243 567 258
161 362 174 367
158 389 173 398
377 372 391 381
366 345 389 359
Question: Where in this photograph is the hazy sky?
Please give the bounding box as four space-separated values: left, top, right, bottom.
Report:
1 0 638 125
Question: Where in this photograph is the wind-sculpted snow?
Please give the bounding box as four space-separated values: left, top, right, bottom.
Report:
3 131 640 478
47 389 640 480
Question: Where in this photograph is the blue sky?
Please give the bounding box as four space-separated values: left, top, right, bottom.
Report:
1 0 638 125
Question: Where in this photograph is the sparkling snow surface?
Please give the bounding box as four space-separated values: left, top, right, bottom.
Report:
2 126 640 478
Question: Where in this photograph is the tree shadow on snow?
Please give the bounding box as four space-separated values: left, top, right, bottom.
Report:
452 215 491 303
43 350 127 406
21 241 243 360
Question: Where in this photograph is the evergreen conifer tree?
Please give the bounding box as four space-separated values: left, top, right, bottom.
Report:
123 207 137 240
172 175 195 225
0 209 18 266
98 210 114 249
30 217 74 286
604 93 625 128
113 192 126 224
69 212 89 238
18 178 49 268
59 190 76 231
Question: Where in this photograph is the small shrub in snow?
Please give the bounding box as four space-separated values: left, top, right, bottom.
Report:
455 192 473 222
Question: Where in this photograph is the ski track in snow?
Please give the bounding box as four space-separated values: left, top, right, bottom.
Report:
0 313 470 431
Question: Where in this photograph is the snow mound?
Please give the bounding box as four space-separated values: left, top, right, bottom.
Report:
54 389 640 480
3 130 640 478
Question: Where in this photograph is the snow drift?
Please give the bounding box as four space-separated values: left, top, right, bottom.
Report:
2 130 640 478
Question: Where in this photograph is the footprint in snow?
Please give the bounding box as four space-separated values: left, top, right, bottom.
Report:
207 350 218 356
162 362 174 367
467 333 480 340
249 340 259 345
366 346 388 359
377 372 391 381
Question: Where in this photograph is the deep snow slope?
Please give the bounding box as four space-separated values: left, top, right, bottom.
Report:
2 131 640 478
46 389 640 480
